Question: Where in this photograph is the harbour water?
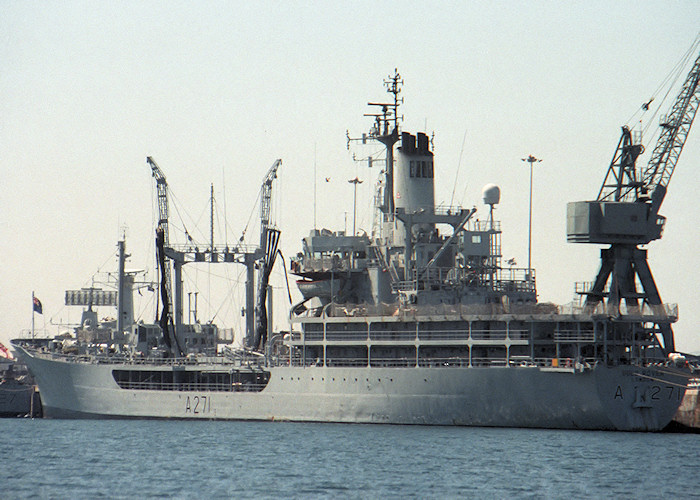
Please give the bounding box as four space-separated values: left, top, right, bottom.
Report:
2 420 699 498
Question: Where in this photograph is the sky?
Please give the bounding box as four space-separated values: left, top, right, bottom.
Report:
1 1 699 353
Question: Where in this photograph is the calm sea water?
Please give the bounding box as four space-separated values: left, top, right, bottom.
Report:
1 419 699 499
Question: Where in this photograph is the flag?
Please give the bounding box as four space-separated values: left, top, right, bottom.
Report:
0 342 12 359
33 296 43 314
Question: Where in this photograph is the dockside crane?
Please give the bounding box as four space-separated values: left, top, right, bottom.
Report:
147 156 184 355
567 49 700 354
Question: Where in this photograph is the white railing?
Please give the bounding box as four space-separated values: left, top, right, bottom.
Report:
293 329 535 343
18 344 264 368
278 355 603 370
323 301 679 319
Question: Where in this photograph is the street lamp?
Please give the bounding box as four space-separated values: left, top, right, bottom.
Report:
521 155 542 280
348 177 363 236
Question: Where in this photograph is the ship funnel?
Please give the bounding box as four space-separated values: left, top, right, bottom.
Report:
482 184 501 206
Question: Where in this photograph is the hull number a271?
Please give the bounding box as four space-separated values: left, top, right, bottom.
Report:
185 395 211 415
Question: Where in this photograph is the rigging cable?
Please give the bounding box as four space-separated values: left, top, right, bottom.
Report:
449 128 468 208
625 35 700 138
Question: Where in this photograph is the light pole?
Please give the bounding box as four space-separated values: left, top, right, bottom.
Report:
348 177 363 236
521 155 542 280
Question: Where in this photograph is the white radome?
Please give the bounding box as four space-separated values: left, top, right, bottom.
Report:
482 183 500 206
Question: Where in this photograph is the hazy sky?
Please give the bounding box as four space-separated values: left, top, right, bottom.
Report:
2 1 699 353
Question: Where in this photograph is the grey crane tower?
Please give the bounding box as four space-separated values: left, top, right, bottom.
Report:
566 48 700 354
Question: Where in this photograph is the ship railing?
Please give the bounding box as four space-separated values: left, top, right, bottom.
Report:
168 243 260 255
509 329 529 340
17 329 52 339
575 281 594 295
282 355 606 369
369 357 417 368
302 332 324 341
326 330 369 341
302 256 350 273
325 357 371 367
554 330 596 342
532 357 598 368
558 302 678 319
431 207 502 231
617 303 679 319
468 357 510 367
369 331 416 341
392 281 416 293
287 357 370 368
25 346 265 368
298 329 534 342
108 355 253 367
417 357 471 367
324 301 679 320
470 330 507 340
394 267 537 294
296 328 535 342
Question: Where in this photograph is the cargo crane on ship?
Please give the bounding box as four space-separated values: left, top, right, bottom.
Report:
567 48 700 354
147 157 282 354
148 156 184 355
252 160 282 351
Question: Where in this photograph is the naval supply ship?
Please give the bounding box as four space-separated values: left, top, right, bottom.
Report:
13 53 700 430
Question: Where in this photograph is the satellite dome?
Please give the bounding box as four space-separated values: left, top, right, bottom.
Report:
482 184 501 206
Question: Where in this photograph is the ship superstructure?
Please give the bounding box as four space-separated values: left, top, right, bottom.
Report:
285 67 689 375
13 56 699 430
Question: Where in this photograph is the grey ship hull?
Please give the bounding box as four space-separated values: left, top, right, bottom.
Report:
15 345 686 431
0 379 40 418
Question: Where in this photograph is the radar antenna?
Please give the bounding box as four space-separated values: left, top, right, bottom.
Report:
347 69 405 218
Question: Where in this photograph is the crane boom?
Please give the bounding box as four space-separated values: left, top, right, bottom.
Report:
642 51 700 214
147 156 173 305
252 159 282 351
259 159 282 248
146 156 183 355
595 51 700 208
147 157 170 246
